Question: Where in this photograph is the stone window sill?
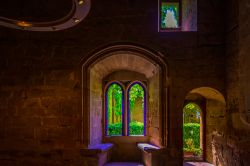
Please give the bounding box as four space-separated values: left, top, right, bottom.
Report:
80 143 114 155
137 143 160 153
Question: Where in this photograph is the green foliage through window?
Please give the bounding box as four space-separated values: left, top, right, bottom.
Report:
106 82 146 136
108 123 122 136
129 121 144 135
107 83 123 136
129 83 145 135
183 103 202 156
129 84 144 111
108 122 144 135
183 123 200 149
183 103 201 123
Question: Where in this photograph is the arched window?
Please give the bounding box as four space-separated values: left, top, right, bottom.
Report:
105 81 147 136
105 82 124 136
128 82 146 136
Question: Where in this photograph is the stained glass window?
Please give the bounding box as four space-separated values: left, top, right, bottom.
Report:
159 0 197 31
128 83 145 136
161 2 180 29
106 83 123 136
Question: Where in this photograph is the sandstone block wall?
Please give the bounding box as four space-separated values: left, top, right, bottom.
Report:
211 0 250 165
1 0 248 165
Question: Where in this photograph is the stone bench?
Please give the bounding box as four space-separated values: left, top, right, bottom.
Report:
137 143 161 166
80 143 114 166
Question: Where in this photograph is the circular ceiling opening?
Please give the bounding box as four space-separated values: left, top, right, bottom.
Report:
0 0 91 31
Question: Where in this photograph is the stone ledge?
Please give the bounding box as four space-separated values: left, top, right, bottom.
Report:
80 143 114 156
137 143 160 153
88 143 114 152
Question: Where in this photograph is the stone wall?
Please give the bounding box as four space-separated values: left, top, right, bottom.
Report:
238 0 250 124
206 99 226 163
210 0 250 165
0 0 237 165
89 69 102 145
148 69 161 147
0 67 83 164
0 69 81 149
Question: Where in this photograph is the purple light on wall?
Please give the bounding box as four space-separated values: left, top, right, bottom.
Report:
182 0 197 31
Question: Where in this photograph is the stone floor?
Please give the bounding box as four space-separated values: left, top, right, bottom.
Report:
183 162 214 166
104 163 143 166
105 162 213 166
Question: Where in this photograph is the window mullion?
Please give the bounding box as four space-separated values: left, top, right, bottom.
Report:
124 87 128 136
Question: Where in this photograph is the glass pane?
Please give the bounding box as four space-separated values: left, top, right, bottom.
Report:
106 83 123 136
129 83 145 135
161 2 179 29
183 103 202 157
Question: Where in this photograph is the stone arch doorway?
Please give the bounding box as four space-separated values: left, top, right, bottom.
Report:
183 87 226 164
183 102 204 161
80 44 168 162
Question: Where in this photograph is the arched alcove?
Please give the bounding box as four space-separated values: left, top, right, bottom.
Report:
183 87 226 164
80 44 168 161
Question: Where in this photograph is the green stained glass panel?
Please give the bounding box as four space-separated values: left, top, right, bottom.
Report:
161 2 179 29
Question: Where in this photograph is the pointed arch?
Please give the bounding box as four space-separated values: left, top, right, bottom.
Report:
80 43 169 147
